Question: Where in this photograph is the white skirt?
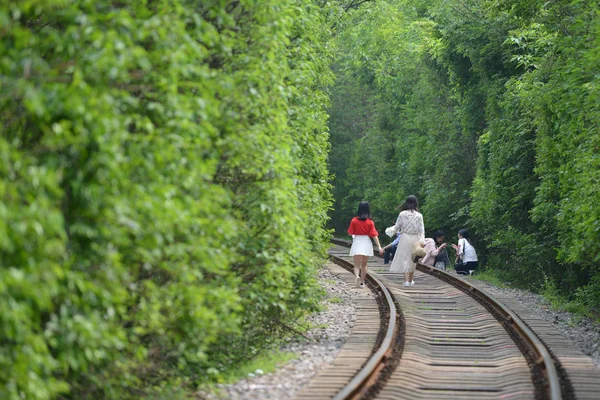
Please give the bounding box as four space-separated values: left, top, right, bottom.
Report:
349 235 374 256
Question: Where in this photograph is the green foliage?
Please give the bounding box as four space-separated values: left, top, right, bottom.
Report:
218 351 297 385
329 1 477 237
540 275 595 319
469 269 510 289
328 0 599 314
1 0 333 398
540 277 569 309
574 275 600 319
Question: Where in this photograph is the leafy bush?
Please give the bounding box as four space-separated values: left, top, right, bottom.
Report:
575 275 600 317
0 0 333 398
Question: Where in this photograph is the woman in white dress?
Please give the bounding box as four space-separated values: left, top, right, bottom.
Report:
386 195 425 287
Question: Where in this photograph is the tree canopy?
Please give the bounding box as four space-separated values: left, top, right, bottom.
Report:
328 0 599 313
1 1 334 398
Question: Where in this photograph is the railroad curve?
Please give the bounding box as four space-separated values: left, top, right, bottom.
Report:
304 240 582 400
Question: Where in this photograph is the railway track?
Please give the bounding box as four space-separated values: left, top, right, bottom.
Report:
296 250 403 400
297 240 600 400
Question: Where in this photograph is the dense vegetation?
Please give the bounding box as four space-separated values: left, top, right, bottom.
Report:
2 0 598 398
0 1 334 398
329 0 599 314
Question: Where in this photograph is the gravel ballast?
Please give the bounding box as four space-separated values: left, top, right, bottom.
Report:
202 262 372 400
201 263 599 399
469 278 600 369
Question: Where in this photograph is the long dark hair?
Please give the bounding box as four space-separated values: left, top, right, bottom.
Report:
397 195 419 212
458 228 472 245
433 230 445 241
357 201 371 221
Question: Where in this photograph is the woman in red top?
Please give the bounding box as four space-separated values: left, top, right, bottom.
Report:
348 201 382 288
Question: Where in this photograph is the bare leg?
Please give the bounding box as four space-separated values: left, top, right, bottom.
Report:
404 272 409 283
353 255 361 278
408 271 414 283
360 255 369 283
353 255 361 287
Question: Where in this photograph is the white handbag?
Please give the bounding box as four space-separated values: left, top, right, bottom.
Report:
385 225 398 238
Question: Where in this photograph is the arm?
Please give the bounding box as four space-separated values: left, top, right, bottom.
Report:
347 218 355 235
391 234 401 247
394 212 403 232
451 243 458 260
385 213 403 237
417 214 425 242
430 243 447 258
373 236 382 254
421 240 436 265
369 220 383 254
459 239 464 256
383 235 399 250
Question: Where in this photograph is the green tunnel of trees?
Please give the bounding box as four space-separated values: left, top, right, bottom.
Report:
0 0 598 399
329 0 599 319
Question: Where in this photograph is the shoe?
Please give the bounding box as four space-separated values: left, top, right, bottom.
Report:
360 282 365 288
355 276 360 288
409 281 415 287
469 270 474 276
403 281 410 287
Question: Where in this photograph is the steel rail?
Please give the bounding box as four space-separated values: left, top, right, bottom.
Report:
330 237 562 400
416 262 562 400
329 256 399 400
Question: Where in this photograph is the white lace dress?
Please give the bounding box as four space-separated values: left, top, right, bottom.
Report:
387 210 425 273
